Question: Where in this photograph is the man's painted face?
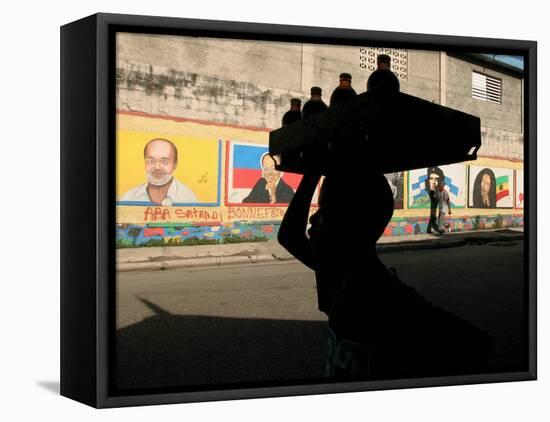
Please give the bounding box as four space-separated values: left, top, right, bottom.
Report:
481 173 491 194
145 140 177 186
261 155 280 184
428 172 440 190
480 173 492 207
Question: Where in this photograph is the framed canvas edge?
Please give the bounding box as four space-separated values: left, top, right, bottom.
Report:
60 14 100 408
526 42 537 380
78 12 538 408
96 370 535 408
94 12 536 51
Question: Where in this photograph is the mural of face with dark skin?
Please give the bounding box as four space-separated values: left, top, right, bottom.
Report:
473 168 497 208
481 173 492 207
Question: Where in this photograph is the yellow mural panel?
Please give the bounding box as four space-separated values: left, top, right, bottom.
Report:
116 130 220 203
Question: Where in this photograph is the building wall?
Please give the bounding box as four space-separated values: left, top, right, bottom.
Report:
446 55 523 160
446 56 523 132
117 33 304 92
115 33 524 247
117 34 442 129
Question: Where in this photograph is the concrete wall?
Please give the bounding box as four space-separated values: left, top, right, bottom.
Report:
446 55 523 160
117 33 304 91
117 33 305 129
399 50 441 102
481 126 523 161
117 34 442 129
446 56 523 133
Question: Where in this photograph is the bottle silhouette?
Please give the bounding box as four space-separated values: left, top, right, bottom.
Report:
329 73 357 107
302 86 328 119
282 98 302 126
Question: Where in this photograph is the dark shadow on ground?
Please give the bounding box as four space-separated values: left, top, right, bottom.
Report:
116 292 515 392
116 298 328 390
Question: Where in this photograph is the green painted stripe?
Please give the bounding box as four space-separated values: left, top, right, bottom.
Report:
496 175 509 185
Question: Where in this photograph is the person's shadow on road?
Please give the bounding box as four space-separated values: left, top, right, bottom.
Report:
116 297 329 391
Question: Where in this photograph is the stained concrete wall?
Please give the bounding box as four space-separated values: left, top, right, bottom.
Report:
116 33 442 130
481 127 523 161
117 34 303 129
116 63 298 129
117 33 304 91
446 56 523 133
301 45 441 103
117 35 524 162
399 50 441 102
446 55 523 160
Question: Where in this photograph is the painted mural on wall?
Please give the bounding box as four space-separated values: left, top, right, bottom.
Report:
468 166 514 209
117 131 221 206
384 172 404 209
113 116 524 246
226 141 304 205
408 164 466 209
515 170 524 209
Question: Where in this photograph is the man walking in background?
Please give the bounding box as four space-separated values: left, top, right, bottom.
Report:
437 181 452 234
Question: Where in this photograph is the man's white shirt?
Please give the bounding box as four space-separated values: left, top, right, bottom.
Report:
119 178 198 205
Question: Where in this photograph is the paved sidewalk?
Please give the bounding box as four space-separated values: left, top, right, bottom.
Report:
116 227 523 272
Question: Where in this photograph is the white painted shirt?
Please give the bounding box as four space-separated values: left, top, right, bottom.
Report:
119 178 198 205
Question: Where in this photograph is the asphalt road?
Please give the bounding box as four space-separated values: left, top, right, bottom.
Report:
116 240 526 391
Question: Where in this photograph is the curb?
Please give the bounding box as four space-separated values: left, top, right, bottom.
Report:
117 253 277 273
377 238 467 253
117 232 523 273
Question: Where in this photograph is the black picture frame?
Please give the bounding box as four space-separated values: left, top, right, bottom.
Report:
60 12 537 408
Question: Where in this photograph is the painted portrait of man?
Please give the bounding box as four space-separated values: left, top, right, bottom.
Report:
472 168 497 208
119 138 197 205
425 166 445 192
242 152 294 204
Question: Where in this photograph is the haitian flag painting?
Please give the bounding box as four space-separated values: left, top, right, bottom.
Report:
226 141 305 205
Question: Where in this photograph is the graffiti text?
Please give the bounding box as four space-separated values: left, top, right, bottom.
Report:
228 206 287 220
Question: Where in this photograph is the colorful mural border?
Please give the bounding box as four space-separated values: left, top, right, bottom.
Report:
117 214 524 248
